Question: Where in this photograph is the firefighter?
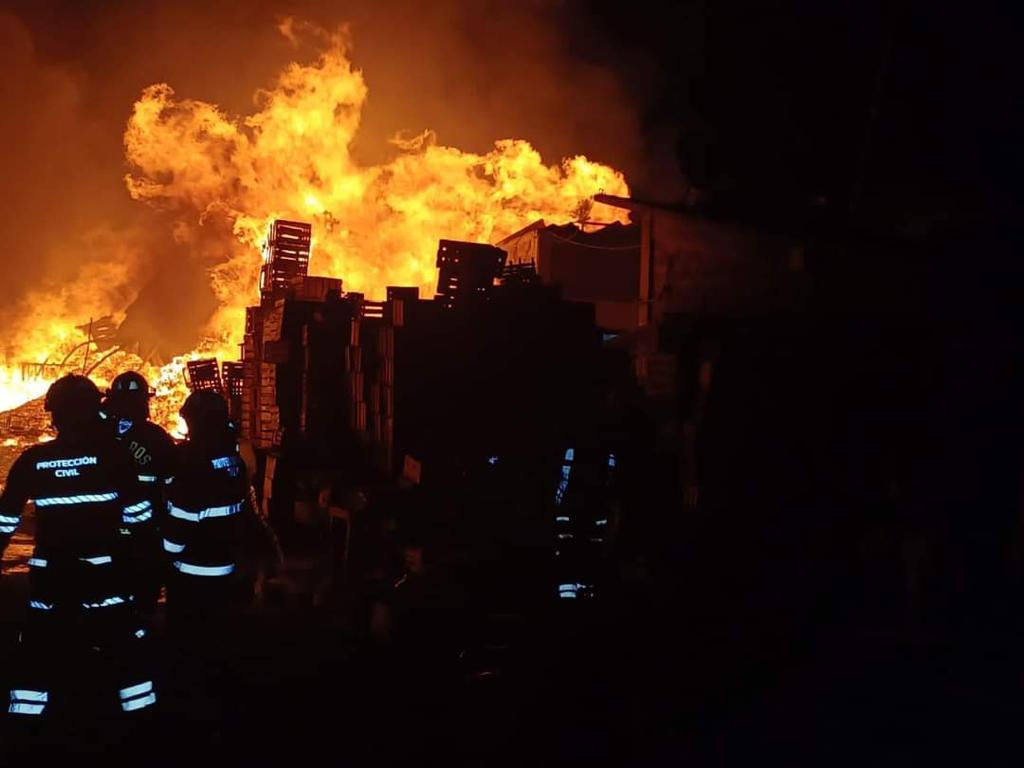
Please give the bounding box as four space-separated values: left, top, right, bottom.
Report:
163 390 276 641
0 375 157 728
101 370 177 615
553 443 618 602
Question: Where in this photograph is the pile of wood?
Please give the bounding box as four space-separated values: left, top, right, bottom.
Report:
234 230 604 503
240 278 348 451
259 220 312 296
352 277 600 484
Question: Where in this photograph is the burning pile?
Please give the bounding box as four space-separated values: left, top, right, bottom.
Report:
0 22 629 430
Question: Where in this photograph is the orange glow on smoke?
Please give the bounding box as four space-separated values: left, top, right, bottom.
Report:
0 23 629 427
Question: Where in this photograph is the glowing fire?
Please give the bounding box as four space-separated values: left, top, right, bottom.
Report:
0 370 50 414
0 23 629 428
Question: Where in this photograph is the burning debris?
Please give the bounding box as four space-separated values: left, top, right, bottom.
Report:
0 398 53 483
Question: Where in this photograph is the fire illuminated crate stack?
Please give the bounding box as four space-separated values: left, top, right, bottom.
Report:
241 291 358 453
365 297 397 472
299 292 362 448
241 219 370 462
359 286 450 476
222 361 245 422
342 293 367 437
380 286 426 472
185 359 223 393
435 240 507 308
342 323 363 432
240 306 263 446
501 259 540 287
258 300 285 448
223 361 245 397
363 300 388 461
343 239 509 479
260 220 312 297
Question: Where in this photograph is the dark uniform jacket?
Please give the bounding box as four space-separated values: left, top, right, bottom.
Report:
0 430 142 607
163 439 248 579
112 417 177 521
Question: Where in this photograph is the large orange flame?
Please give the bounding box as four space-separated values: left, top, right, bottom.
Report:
0 23 629 429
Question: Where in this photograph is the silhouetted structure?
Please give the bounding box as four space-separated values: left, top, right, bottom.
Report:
184 359 223 393
434 240 506 309
499 219 641 331
259 220 312 298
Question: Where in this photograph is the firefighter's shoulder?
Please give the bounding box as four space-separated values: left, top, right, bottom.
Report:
6 442 50 481
14 439 69 467
170 439 207 468
95 433 139 469
7 438 99 485
135 420 177 449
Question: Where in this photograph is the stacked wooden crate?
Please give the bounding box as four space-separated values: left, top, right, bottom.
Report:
222 361 245 422
345 295 369 436
299 325 311 436
240 306 263 445
259 220 312 296
256 300 285 448
184 359 222 392
222 361 244 397
234 234 602 493
355 297 398 472
435 240 506 308
245 289 365 450
298 294 359 451
358 291 390 475
373 315 393 470
345 325 365 434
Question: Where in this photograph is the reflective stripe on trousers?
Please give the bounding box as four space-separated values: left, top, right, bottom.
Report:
123 500 154 524
173 561 234 577
8 689 48 716
28 555 113 567
163 538 185 554
119 680 157 712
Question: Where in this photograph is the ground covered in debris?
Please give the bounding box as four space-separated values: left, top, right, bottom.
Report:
3 529 1024 767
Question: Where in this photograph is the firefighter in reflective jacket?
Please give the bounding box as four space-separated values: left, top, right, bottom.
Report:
0 375 157 721
553 444 619 601
101 371 177 615
163 390 255 638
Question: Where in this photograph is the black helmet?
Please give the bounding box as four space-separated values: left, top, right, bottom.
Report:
45 375 101 429
180 389 230 427
105 371 152 422
109 371 151 398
